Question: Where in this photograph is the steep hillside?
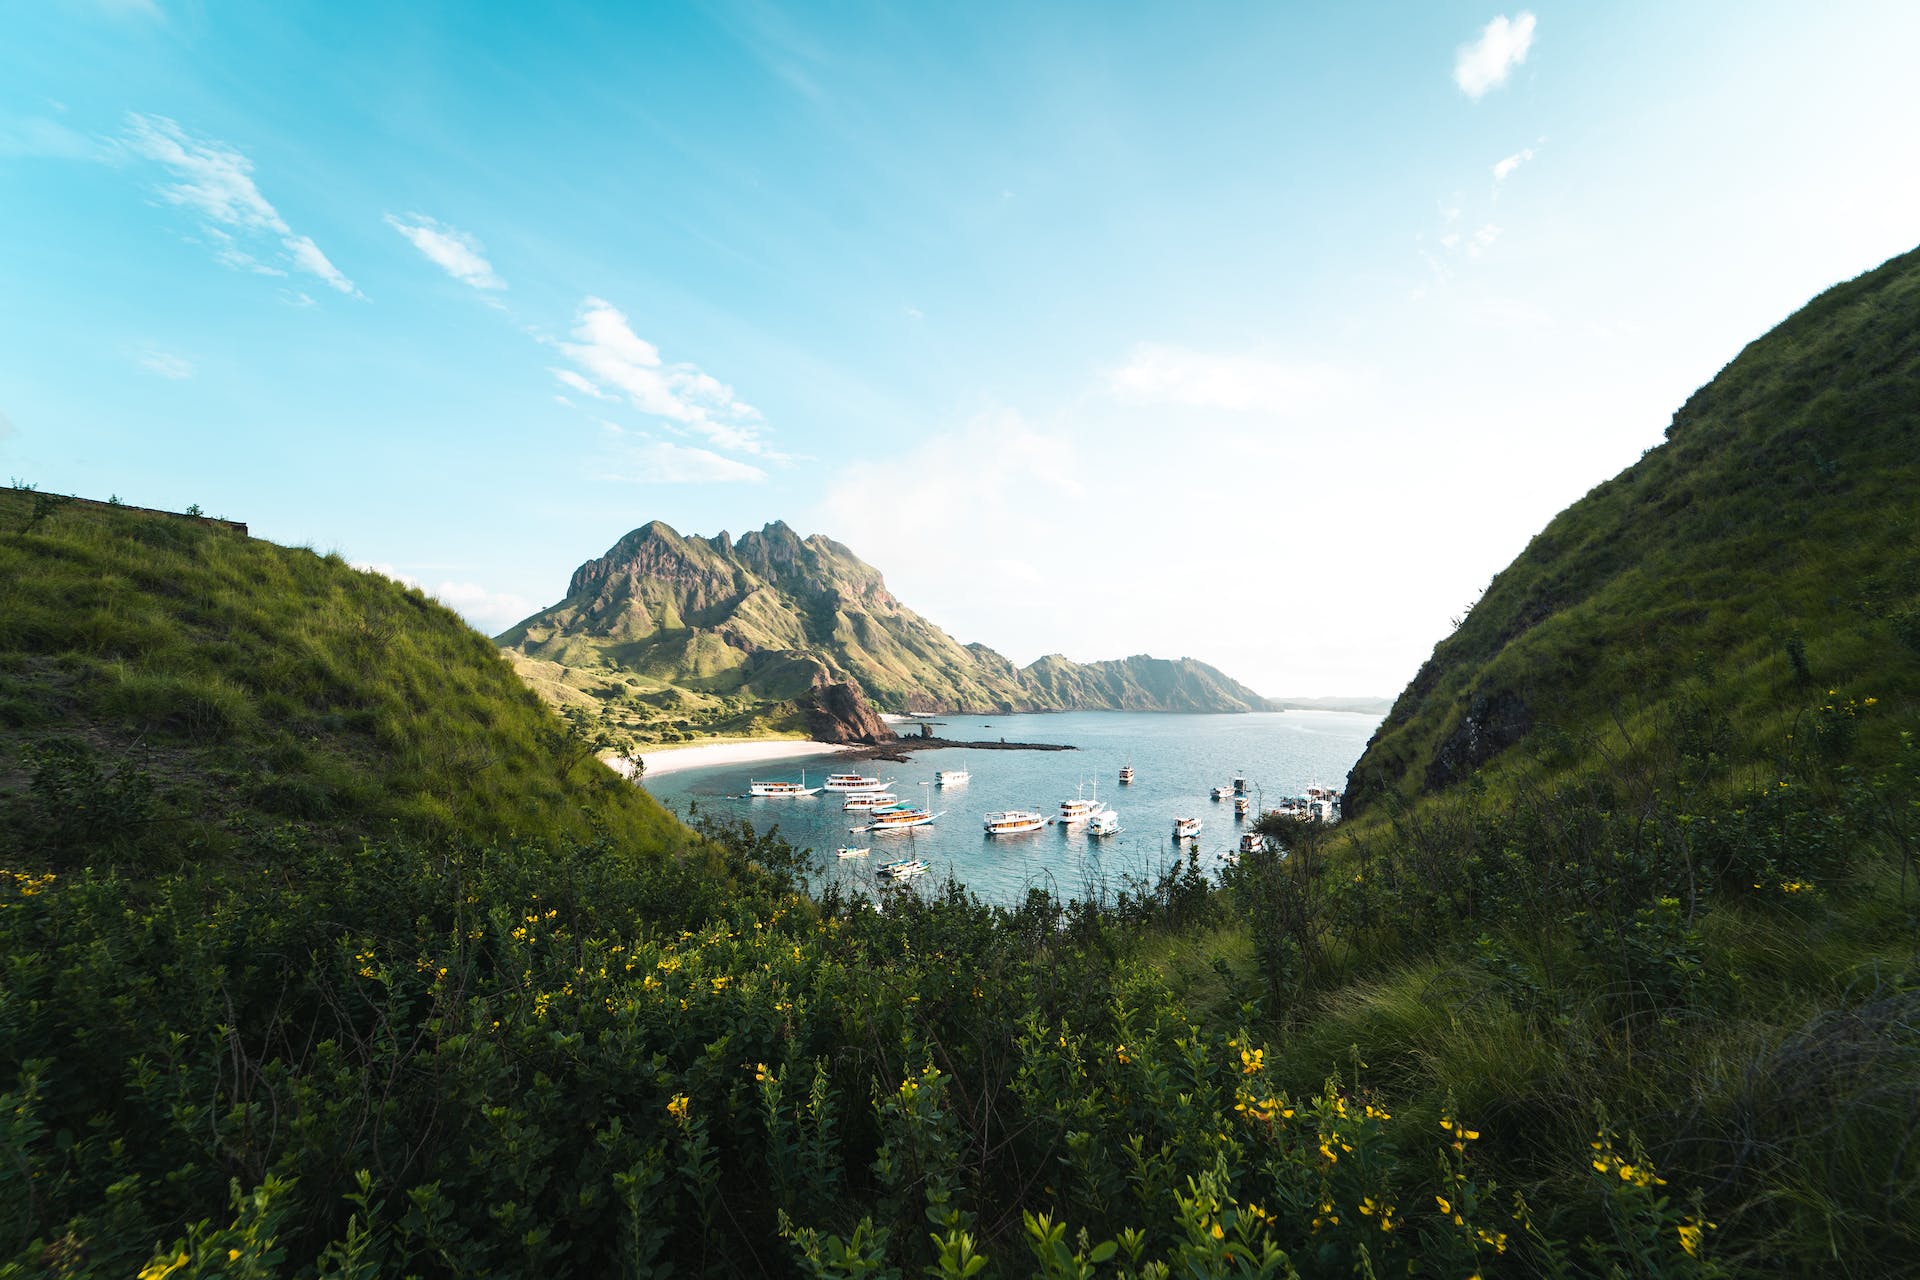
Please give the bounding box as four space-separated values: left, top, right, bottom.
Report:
1346 246 1920 816
1021 653 1273 712
498 519 1276 742
0 489 685 861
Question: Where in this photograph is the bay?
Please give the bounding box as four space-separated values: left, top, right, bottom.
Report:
640 710 1383 907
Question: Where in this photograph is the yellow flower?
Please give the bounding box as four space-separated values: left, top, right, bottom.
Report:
666 1093 691 1120
1210 1222 1224 1240
1436 1195 1452 1214
138 1250 189 1280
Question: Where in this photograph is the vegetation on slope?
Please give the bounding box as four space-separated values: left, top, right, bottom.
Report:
0 488 683 861
1346 245 1920 817
497 519 1275 746
6 248 1920 1278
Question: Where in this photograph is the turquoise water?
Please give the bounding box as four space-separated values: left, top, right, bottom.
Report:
640 710 1383 907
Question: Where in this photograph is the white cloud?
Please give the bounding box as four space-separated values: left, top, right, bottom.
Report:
384 212 506 292
1103 344 1344 413
356 562 536 634
427 580 536 632
550 368 611 399
137 351 193 379
904 306 924 321
1468 223 1503 256
1492 147 1535 182
606 439 769 484
121 113 359 295
556 297 773 457
1454 12 1536 99
277 288 315 308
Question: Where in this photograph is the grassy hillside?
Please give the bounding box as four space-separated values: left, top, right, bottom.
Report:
6 251 1920 1278
1346 246 1920 816
0 488 684 861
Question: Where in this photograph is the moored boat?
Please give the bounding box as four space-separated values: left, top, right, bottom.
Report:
836 846 869 858
1118 763 1136 785
1210 785 1234 801
984 809 1046 835
876 858 929 880
935 767 970 786
1239 831 1265 855
1088 809 1121 837
824 773 893 792
1233 796 1251 818
855 807 939 833
1172 816 1202 840
1059 783 1102 826
842 792 900 811
749 774 820 797
1233 775 1248 795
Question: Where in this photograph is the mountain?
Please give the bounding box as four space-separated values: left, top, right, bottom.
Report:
1266 695 1394 714
495 520 1277 742
1344 246 1920 817
0 489 685 860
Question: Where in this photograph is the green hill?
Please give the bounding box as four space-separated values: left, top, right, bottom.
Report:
1345 246 1920 816
497 518 1277 743
0 488 684 862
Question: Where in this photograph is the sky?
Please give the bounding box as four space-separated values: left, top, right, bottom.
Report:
5 2 1919 697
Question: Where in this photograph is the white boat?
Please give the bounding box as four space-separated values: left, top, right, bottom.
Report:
1233 775 1248 795
1172 816 1202 840
854 808 939 833
1210 785 1234 801
984 810 1046 835
836 846 869 858
1058 783 1102 826
749 775 821 797
1088 809 1121 837
1239 831 1265 855
876 858 929 880
824 773 893 792
1233 796 1251 818
1118 764 1135 785
841 792 900 811
935 767 970 786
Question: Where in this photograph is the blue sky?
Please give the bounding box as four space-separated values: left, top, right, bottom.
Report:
5 2 1919 695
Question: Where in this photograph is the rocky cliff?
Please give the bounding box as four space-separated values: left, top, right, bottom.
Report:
497 521 1279 743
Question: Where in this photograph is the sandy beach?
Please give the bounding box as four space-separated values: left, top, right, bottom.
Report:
609 739 851 779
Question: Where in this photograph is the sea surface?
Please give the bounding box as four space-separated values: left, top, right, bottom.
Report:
640 710 1383 907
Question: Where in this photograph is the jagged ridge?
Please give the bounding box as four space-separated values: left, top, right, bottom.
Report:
497 520 1276 743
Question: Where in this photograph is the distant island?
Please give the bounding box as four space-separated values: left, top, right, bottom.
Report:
494 519 1349 747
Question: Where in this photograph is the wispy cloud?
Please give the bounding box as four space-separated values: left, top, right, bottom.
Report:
384 212 506 294
121 113 359 295
136 350 193 379
606 438 769 484
555 297 772 457
550 368 610 400
1492 147 1535 183
357 563 535 634
1454 12 1536 99
1103 344 1344 414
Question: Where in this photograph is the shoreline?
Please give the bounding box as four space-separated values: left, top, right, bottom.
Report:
616 739 852 779
610 732 1078 781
